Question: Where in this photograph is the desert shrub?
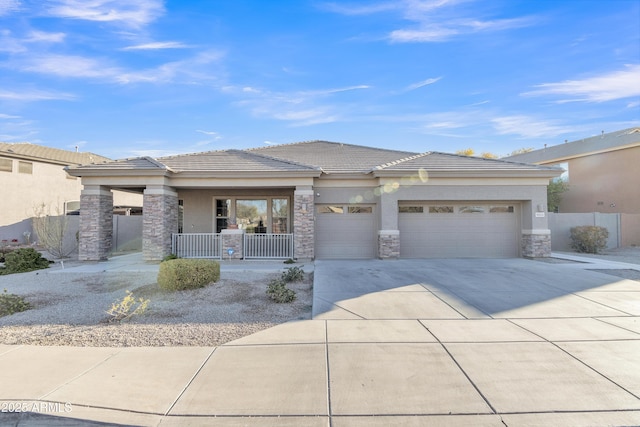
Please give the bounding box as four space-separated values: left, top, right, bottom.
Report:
0 247 15 263
281 266 304 283
266 279 296 303
157 259 220 291
283 258 295 264
570 226 609 254
0 289 31 317
106 290 150 322
0 248 50 275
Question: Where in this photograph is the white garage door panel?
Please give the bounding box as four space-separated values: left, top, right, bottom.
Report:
399 204 519 258
316 205 376 259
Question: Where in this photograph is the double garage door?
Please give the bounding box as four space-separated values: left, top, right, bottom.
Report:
315 202 520 259
399 202 520 258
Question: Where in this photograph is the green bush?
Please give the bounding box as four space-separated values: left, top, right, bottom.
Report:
0 248 50 275
570 226 609 254
0 247 15 263
162 253 179 262
157 259 220 291
0 289 31 317
281 266 304 283
266 279 296 303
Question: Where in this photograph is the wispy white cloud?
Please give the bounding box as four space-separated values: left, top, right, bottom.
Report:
319 1 398 15
19 54 121 79
7 50 225 85
324 0 538 43
491 115 574 138
523 65 640 102
0 88 76 101
24 30 66 43
228 83 371 126
0 113 21 119
404 76 442 91
44 0 165 28
121 41 190 51
0 0 20 16
195 130 222 141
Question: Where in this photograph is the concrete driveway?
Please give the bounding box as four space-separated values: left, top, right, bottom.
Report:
2 256 640 426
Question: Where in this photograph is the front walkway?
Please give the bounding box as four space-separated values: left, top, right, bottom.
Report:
1 254 639 426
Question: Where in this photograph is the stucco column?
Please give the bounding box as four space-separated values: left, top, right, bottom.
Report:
79 186 113 261
143 185 178 261
293 186 314 260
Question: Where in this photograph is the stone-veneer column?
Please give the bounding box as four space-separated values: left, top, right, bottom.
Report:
521 230 552 258
79 186 113 261
143 186 178 261
221 229 244 260
293 187 314 260
378 230 400 259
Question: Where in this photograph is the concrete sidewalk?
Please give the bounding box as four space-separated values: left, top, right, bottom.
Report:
1 255 639 426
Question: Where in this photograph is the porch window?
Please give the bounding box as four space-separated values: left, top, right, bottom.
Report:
272 198 288 233
215 199 231 233
237 199 268 233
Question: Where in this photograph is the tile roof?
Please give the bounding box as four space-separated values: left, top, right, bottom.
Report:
247 140 417 173
158 149 320 172
504 127 640 164
375 151 562 172
0 142 109 165
71 157 166 170
66 140 560 177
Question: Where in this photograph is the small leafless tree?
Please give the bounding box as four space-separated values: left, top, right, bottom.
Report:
32 202 77 258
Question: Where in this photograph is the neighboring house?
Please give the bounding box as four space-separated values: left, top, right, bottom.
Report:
67 141 561 261
505 127 640 214
0 142 142 242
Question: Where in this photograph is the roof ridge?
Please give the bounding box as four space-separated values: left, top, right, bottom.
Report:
373 152 432 170
250 139 417 155
240 148 322 171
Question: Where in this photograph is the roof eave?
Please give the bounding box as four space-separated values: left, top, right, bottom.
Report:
64 167 172 178
173 170 322 179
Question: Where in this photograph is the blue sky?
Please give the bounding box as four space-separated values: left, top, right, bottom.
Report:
0 0 639 159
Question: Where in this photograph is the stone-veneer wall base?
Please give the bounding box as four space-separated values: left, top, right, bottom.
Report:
378 231 400 259
221 230 243 260
522 232 552 258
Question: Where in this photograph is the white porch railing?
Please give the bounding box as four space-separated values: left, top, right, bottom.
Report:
244 233 294 259
172 233 222 259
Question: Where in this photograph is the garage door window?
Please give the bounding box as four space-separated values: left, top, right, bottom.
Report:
459 206 485 213
318 206 344 214
348 206 372 214
429 206 453 213
490 206 514 213
399 206 423 213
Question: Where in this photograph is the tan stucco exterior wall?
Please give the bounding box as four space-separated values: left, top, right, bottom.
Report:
552 146 640 214
0 159 81 228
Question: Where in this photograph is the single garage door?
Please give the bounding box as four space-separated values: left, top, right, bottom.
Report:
399 203 520 258
315 204 377 259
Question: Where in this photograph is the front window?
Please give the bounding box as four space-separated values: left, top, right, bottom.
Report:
237 199 268 233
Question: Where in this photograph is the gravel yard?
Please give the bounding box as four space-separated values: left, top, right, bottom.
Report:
0 266 313 347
